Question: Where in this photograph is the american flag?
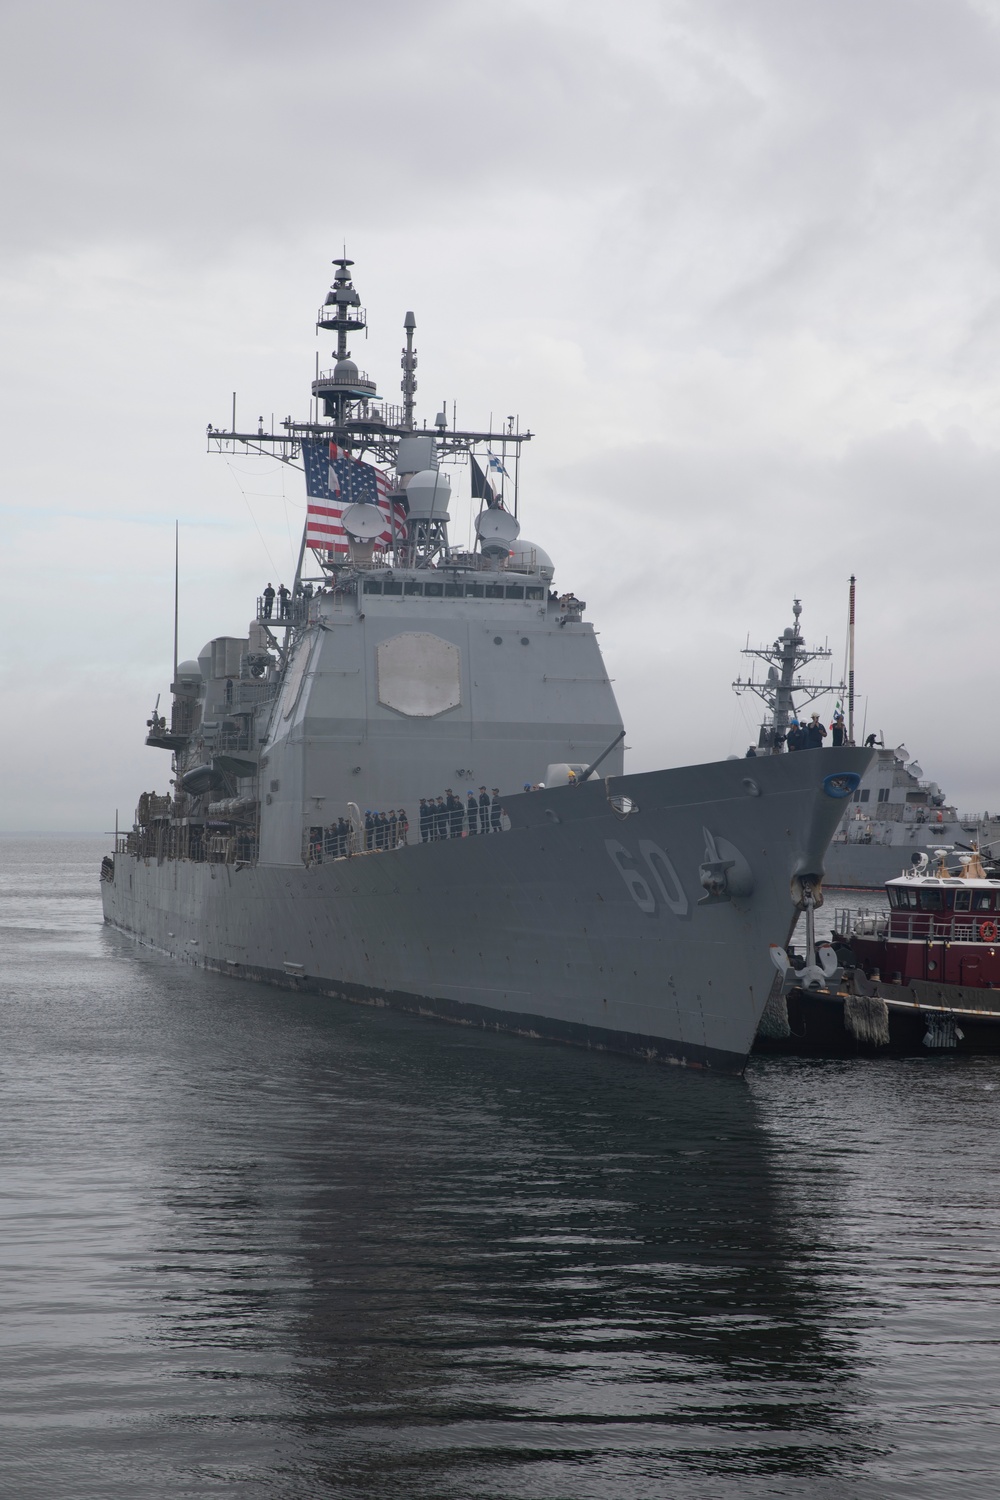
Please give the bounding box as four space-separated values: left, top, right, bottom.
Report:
302 440 406 556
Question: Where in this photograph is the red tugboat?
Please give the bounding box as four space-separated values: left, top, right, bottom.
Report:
756 849 1000 1055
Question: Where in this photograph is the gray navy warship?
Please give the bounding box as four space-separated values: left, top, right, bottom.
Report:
101 256 872 1072
734 599 997 889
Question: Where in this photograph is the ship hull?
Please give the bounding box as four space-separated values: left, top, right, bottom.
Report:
824 841 932 889
102 751 871 1073
755 982 1000 1056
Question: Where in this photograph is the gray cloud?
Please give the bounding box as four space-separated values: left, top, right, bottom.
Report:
3 0 1000 826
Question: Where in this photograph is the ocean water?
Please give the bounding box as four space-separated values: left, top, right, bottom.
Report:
2 834 999 1499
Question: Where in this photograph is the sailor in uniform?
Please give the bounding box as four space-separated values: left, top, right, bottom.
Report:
447 790 463 839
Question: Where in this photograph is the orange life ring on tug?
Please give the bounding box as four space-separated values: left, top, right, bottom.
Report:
980 920 997 943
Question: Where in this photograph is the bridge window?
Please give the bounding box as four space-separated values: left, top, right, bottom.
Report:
920 890 943 911
403 581 422 595
363 580 382 595
383 581 403 596
425 582 443 598
445 584 464 598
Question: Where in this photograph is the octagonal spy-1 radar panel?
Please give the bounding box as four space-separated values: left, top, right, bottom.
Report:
376 632 461 718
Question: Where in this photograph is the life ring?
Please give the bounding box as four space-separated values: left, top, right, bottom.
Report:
980 920 997 943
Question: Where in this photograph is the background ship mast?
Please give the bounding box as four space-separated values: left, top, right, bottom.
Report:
733 599 846 750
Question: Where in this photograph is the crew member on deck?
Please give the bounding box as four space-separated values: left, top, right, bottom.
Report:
278 584 290 618
491 790 502 832
831 713 846 747
262 582 275 618
419 798 430 842
467 792 478 834
447 790 463 839
478 786 491 835
786 719 803 751
804 713 827 749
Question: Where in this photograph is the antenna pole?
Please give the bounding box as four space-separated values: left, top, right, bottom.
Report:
514 414 520 519
847 574 856 745
292 518 309 595
173 521 179 686
401 311 417 431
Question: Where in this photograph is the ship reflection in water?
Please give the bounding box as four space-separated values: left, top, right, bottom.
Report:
5 839 1000 1498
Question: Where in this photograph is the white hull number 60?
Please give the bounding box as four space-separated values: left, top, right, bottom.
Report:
604 839 690 918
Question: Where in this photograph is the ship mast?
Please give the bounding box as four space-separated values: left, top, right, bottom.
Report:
401 310 417 431
206 255 534 576
733 600 844 751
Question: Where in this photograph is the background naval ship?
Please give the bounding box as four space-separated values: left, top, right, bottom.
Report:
101 256 871 1073
735 598 998 889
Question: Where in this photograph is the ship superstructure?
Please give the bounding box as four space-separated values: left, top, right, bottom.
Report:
102 257 873 1073
732 600 999 889
733 599 844 753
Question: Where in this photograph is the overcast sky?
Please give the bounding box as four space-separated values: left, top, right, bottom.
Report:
4 0 1000 830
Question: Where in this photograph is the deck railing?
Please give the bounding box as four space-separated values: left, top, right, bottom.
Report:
837 910 1000 944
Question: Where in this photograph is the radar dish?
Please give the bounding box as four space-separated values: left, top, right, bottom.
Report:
341 503 385 541
476 509 520 554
